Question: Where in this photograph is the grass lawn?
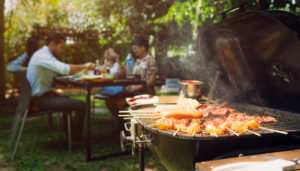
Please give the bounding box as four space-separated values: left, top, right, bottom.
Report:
0 95 167 171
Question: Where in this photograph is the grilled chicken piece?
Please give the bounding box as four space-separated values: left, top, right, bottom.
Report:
186 119 202 135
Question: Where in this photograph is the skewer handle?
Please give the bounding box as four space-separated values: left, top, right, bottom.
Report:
247 129 261 137
118 114 160 117
260 126 288 135
124 116 161 120
119 110 157 113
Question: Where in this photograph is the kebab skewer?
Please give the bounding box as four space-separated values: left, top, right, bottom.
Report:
186 119 202 136
203 117 261 136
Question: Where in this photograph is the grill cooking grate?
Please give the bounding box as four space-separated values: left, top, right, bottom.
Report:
230 103 300 132
131 103 300 140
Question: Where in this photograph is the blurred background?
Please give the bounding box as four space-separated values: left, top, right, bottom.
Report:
1 0 300 98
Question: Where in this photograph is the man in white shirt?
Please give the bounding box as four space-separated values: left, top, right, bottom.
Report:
27 32 95 142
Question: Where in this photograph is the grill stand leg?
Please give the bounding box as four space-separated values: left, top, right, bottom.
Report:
139 145 144 171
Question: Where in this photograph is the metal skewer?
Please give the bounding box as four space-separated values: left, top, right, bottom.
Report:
247 129 261 136
173 129 179 136
260 126 288 135
119 110 157 113
118 114 161 117
124 116 161 120
192 129 196 136
226 127 240 136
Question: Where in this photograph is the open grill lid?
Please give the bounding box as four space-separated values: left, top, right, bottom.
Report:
196 10 300 112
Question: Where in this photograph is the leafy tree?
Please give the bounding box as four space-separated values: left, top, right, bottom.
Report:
1 0 299 96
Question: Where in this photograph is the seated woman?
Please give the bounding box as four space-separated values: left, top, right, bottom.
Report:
7 35 44 72
105 36 157 131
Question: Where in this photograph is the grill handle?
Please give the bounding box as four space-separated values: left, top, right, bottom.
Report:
124 122 131 132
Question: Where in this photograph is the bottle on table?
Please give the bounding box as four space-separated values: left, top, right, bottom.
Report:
105 59 110 73
125 53 134 78
94 59 101 75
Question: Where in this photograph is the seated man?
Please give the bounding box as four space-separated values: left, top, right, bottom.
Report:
106 36 157 131
26 32 95 142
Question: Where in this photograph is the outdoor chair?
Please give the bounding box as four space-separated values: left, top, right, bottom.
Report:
9 71 72 160
92 93 110 115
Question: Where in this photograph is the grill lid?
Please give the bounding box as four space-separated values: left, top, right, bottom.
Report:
196 10 300 112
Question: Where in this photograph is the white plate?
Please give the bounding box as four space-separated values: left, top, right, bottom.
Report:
126 94 159 106
81 75 103 80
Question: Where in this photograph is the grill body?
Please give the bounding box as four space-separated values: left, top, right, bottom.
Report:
132 103 300 170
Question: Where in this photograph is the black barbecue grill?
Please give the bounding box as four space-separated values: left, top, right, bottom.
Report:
128 103 300 171
121 8 300 171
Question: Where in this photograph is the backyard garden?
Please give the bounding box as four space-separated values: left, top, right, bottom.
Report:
0 0 299 170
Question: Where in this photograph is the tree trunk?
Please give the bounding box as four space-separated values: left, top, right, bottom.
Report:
0 0 6 104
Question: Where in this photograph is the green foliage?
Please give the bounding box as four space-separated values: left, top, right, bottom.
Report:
3 0 300 89
156 1 196 27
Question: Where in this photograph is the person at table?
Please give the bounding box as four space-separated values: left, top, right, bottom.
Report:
97 47 125 96
26 32 95 143
7 34 44 72
100 47 120 75
106 36 157 131
127 36 157 94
